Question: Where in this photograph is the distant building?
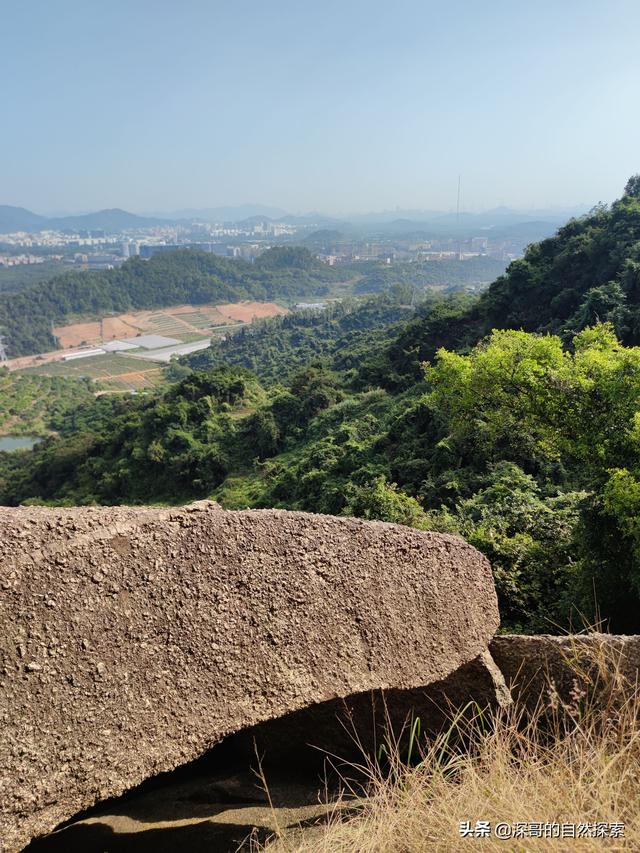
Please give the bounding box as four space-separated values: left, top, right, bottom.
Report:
63 348 106 361
471 237 489 252
87 253 119 269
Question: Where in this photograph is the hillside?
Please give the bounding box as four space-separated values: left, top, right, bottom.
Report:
378 176 640 386
0 261 73 295
352 255 507 294
0 205 47 232
3 178 640 634
0 247 340 357
181 294 413 384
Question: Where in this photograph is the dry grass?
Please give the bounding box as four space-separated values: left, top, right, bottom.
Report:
260 642 640 851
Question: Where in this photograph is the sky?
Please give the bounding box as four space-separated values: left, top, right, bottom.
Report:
1 0 639 215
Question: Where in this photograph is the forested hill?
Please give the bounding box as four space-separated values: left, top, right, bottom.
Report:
0 247 341 357
353 255 507 294
383 176 640 385
182 295 413 385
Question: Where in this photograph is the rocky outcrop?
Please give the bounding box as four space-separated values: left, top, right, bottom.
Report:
0 503 499 851
490 634 640 709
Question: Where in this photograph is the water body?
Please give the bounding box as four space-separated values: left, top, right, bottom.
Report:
0 435 40 451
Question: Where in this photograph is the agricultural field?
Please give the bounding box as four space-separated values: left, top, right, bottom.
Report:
215 301 288 323
4 301 290 392
23 354 164 391
52 301 287 349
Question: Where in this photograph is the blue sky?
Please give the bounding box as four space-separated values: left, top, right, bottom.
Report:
2 0 639 214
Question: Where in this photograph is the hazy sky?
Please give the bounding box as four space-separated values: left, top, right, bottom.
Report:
2 0 639 215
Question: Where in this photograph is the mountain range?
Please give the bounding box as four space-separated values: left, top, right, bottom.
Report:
0 206 169 234
0 202 593 236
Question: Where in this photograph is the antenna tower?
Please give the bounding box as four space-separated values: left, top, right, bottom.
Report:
456 175 463 260
0 335 8 363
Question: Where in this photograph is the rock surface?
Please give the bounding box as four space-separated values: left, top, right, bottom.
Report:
490 634 640 709
0 502 499 851
226 649 512 767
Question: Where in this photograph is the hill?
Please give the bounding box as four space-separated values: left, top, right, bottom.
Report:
382 176 640 385
0 247 341 357
181 295 413 385
0 206 47 232
0 262 73 295
151 204 289 222
47 208 169 231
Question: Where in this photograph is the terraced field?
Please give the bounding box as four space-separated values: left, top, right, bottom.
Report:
52 301 279 350
23 354 164 390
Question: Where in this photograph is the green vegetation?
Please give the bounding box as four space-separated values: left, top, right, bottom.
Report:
352 255 507 295
2 179 640 634
0 261 72 295
183 294 412 385
0 370 95 436
385 173 640 382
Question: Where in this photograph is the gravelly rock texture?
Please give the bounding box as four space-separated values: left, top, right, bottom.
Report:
0 502 498 851
490 634 640 709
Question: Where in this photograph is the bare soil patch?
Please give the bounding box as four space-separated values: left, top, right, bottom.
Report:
216 301 288 323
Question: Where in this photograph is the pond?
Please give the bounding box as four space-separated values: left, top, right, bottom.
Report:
0 435 41 452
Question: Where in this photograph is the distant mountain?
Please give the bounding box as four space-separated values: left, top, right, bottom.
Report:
0 206 47 233
484 220 561 242
277 212 346 228
149 204 289 223
0 206 170 234
349 209 443 224
47 208 169 231
0 201 593 236
349 206 591 231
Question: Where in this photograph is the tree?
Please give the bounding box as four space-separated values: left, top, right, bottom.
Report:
624 174 640 198
566 281 629 337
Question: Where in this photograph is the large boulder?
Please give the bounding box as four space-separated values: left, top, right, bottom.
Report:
0 503 499 851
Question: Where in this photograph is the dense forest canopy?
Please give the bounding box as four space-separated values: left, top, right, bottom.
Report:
0 262 73 295
3 177 640 634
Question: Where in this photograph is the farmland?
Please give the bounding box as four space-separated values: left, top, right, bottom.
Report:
5 301 289 392
52 301 287 349
22 354 164 391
